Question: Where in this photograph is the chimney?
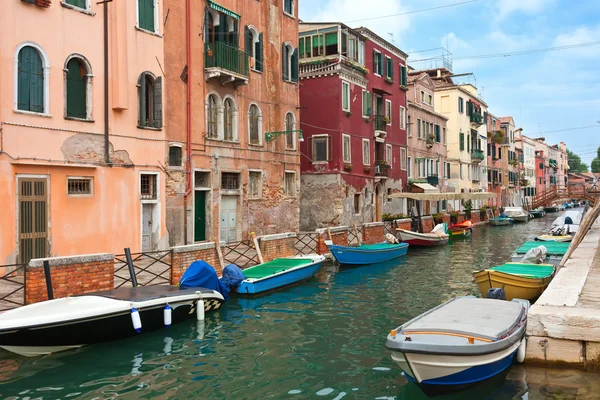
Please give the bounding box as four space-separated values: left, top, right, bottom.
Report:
437 69 441 78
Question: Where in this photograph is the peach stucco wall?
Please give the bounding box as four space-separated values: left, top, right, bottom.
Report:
0 1 167 264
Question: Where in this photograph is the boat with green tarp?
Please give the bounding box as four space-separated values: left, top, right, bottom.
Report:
473 262 555 301
510 241 569 266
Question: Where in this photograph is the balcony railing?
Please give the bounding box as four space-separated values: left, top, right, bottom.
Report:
471 149 484 163
374 161 389 178
427 175 439 186
373 115 388 133
470 112 484 126
205 41 249 83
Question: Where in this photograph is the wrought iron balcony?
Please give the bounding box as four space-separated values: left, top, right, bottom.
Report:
470 112 484 126
374 160 390 178
204 42 249 86
373 115 388 136
427 175 439 186
471 149 484 163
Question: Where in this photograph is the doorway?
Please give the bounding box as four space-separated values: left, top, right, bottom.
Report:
17 177 48 264
141 204 154 251
220 195 238 243
375 184 382 222
194 191 206 242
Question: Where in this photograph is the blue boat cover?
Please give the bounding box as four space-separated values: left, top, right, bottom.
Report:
220 264 245 292
179 261 230 300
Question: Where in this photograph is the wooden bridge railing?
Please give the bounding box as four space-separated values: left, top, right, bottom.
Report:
532 185 596 209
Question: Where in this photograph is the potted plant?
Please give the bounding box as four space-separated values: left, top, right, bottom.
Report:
479 206 487 219
462 199 473 219
383 116 390 124
363 165 372 172
343 163 352 171
385 76 393 84
432 212 444 224
450 212 458 225
492 130 505 144
345 111 352 117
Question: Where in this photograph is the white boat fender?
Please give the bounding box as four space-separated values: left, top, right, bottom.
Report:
197 299 205 321
516 338 526 363
164 304 172 328
131 308 142 333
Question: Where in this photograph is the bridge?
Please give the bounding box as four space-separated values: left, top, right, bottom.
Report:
532 185 598 209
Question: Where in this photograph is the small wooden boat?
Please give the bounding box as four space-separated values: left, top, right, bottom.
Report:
489 217 514 226
236 255 326 294
544 205 559 213
397 226 449 247
504 207 529 222
473 263 555 301
452 219 475 229
0 286 225 357
449 227 471 238
329 242 408 265
529 209 545 218
511 241 569 266
386 296 529 386
535 234 572 243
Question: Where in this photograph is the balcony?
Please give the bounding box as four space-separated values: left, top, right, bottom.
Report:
469 112 484 127
204 41 249 86
427 175 439 186
471 149 484 163
374 161 389 178
549 159 558 169
373 115 388 140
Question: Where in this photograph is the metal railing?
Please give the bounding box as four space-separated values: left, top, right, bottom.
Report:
205 41 249 77
222 240 259 269
471 149 485 161
114 250 172 288
373 115 388 132
470 112 484 125
347 225 364 246
0 263 26 312
296 232 318 255
374 161 389 177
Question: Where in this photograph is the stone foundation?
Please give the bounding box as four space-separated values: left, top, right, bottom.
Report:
259 233 296 262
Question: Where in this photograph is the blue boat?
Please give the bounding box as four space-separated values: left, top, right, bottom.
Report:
236 255 326 295
329 243 409 265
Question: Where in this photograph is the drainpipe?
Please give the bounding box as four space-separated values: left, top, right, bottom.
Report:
183 0 192 244
103 0 111 165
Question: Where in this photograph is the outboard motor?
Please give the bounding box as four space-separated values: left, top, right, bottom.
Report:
487 287 506 300
520 245 547 264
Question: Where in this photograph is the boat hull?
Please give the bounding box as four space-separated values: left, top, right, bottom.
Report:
535 234 573 243
397 229 448 247
489 218 514 226
473 270 553 301
510 215 529 223
236 259 323 295
530 211 545 218
329 243 409 265
544 207 559 213
449 228 471 239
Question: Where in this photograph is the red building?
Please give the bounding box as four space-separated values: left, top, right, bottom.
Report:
486 112 503 206
535 150 546 195
298 23 408 230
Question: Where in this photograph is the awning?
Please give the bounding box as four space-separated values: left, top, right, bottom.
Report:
373 87 393 96
412 183 439 193
208 0 240 19
389 192 496 201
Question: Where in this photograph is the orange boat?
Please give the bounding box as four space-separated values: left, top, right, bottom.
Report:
451 219 475 229
448 220 474 239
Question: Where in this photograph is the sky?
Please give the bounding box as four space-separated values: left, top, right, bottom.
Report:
299 0 600 167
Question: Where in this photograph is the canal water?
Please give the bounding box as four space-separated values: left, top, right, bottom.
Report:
2 213 600 399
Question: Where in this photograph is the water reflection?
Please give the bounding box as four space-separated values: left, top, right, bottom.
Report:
0 213 598 399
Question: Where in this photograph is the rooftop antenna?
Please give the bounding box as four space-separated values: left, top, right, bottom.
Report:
387 32 394 43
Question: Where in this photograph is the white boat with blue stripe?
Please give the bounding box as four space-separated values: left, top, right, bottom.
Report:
385 296 529 387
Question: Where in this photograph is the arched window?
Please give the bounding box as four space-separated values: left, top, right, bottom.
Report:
249 104 261 145
245 26 264 72
207 94 219 138
282 42 298 83
17 46 45 113
137 72 162 128
65 56 91 119
224 97 236 141
285 112 295 150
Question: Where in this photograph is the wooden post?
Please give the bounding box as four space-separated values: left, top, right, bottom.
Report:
215 239 226 270
353 224 361 246
559 201 600 270
251 232 264 265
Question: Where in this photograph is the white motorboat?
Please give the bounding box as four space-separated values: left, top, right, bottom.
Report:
386 296 529 387
396 223 449 247
503 207 529 223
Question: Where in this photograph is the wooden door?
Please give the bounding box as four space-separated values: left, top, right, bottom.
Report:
18 178 48 264
220 196 237 243
142 204 153 251
194 191 206 242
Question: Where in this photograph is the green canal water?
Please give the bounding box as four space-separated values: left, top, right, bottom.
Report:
2 213 600 399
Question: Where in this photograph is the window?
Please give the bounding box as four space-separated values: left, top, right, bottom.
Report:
138 0 156 33
312 135 329 162
373 50 382 75
443 127 446 144
206 94 219 138
248 171 262 199
65 56 91 120
195 171 210 189
407 116 411 136
285 112 296 150
386 144 392 167
168 145 182 166
417 118 421 138
67 177 93 196
401 148 407 170
283 0 294 16
458 97 464 113
140 174 158 200
407 156 412 177
421 91 425 102
223 97 237 141
137 72 162 128
342 81 350 112
282 43 298 83
284 172 296 196
362 139 370 165
399 106 406 129
422 120 426 137
467 134 470 153
222 172 241 190
16 44 48 114
446 162 450 178
245 26 264 72
460 132 465 151
362 90 371 117
385 56 393 81
385 100 392 125
249 104 261 145
427 94 432 105
358 41 365 65
400 65 407 86
435 125 440 142
65 0 87 9
342 134 351 163
354 194 361 214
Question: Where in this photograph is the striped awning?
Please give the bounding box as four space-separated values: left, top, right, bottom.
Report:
208 0 240 19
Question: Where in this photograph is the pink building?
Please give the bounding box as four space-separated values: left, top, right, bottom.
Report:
0 0 167 264
298 23 408 229
486 112 502 206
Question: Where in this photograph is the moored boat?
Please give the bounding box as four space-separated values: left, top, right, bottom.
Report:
473 263 555 301
448 227 472 239
510 241 569 266
544 205 559 213
503 207 529 223
529 209 545 218
489 217 514 226
397 223 449 247
329 242 408 265
236 255 326 294
386 296 529 387
0 286 225 357
452 219 475 229
535 234 572 243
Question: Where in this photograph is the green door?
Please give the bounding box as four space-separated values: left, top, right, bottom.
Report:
194 191 206 242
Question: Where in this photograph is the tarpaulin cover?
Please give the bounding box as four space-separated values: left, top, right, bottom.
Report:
179 261 230 300
220 264 245 292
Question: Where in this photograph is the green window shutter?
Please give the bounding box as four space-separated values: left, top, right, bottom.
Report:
153 76 162 128
367 92 372 116
460 132 464 151
257 33 264 72
291 48 298 83
18 47 44 113
66 0 86 8
299 36 305 58
467 135 470 152
435 125 440 142
139 0 155 31
138 74 147 126
373 49 377 73
417 119 421 137
66 59 87 118
138 0 145 29
282 43 289 81
401 65 407 86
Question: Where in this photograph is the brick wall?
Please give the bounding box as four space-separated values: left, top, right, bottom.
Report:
171 242 221 284
472 212 481 223
26 254 115 304
316 227 349 254
363 223 385 244
422 217 434 233
395 219 412 231
258 233 296 262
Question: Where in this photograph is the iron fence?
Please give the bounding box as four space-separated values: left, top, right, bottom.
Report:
0 263 26 312
347 226 363 246
222 241 259 269
114 250 172 288
296 232 318 255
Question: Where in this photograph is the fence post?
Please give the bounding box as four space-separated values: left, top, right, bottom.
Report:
43 260 54 300
124 248 139 288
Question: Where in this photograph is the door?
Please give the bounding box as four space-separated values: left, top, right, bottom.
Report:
194 191 206 242
220 196 237 243
375 95 383 116
18 178 48 264
142 204 153 251
375 185 381 222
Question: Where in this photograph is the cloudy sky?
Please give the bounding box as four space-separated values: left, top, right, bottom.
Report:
299 0 600 166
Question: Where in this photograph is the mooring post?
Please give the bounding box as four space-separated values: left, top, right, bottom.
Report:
43 260 54 300
124 247 139 287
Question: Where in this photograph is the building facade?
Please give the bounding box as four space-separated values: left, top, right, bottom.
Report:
499 117 520 206
517 132 538 206
486 112 503 206
299 23 408 229
0 0 167 264
163 0 301 245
